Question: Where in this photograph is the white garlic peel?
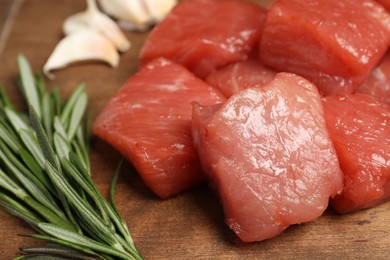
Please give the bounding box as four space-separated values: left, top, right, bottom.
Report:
43 29 119 79
64 0 130 52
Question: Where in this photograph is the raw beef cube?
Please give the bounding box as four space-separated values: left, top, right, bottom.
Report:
323 94 390 214
259 0 390 95
140 0 267 78
376 0 390 12
357 52 390 104
192 72 343 242
93 58 226 198
205 58 276 98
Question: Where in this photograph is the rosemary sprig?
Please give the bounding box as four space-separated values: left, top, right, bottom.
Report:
0 55 142 259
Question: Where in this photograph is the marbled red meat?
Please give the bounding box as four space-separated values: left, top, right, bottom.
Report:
93 58 225 198
259 0 390 95
376 0 390 11
192 73 343 242
140 0 267 78
357 52 390 104
323 94 390 214
205 58 276 98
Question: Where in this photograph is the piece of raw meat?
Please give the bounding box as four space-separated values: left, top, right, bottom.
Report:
192 72 343 242
259 0 390 96
205 58 276 98
258 0 276 8
356 52 390 104
376 0 390 12
93 58 226 198
140 0 267 78
323 94 390 214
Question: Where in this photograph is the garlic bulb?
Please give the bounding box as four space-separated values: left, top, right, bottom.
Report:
64 0 130 52
43 29 119 79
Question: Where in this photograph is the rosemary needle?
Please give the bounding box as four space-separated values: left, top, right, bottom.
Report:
0 55 142 260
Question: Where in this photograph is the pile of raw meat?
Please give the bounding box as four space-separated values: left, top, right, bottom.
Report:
93 0 390 242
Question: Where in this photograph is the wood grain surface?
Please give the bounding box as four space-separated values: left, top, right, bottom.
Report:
0 0 389 259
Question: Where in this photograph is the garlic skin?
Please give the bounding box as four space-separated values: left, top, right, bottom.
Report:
143 0 177 22
43 29 119 79
64 0 130 52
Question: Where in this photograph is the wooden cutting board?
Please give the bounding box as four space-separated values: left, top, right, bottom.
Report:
0 0 389 259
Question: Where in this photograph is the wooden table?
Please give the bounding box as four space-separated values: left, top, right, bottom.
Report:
0 0 389 259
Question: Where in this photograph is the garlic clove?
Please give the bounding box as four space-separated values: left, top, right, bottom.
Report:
143 0 177 22
63 12 90 35
89 10 131 52
63 0 130 52
118 20 151 33
97 0 153 27
43 29 119 79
